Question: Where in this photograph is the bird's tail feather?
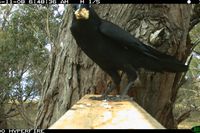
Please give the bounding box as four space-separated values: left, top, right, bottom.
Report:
145 47 189 72
161 59 188 72
140 54 188 73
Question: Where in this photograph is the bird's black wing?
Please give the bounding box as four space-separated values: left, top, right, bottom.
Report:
99 20 189 72
99 20 172 60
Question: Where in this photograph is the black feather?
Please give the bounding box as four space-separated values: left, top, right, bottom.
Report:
70 5 188 98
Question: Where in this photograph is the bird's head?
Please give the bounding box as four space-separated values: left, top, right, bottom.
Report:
72 4 91 20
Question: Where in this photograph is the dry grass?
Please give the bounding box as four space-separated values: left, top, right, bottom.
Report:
6 102 38 128
178 111 200 129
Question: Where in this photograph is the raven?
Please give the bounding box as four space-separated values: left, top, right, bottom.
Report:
70 4 188 99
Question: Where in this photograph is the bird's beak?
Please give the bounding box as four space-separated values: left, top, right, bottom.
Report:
74 8 89 20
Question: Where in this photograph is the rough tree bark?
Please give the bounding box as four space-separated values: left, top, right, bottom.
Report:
35 4 192 128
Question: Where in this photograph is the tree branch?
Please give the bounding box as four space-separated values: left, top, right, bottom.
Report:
1 5 14 30
176 110 192 124
193 50 200 56
189 5 200 31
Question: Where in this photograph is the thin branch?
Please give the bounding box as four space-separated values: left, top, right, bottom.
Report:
189 5 200 31
189 18 200 31
1 5 14 30
176 110 192 124
23 81 36 102
45 7 54 49
10 94 34 126
193 50 200 56
190 39 200 53
175 55 193 90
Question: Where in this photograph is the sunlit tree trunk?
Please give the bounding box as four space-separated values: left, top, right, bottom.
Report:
35 4 192 128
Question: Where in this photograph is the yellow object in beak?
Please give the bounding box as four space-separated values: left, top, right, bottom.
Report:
74 8 89 20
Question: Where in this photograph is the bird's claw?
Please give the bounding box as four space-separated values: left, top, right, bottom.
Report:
90 95 133 101
90 95 108 100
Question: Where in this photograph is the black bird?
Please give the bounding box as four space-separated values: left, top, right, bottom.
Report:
70 4 188 99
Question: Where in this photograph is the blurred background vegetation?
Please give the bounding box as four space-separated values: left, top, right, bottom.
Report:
175 23 200 129
0 4 62 128
0 4 199 129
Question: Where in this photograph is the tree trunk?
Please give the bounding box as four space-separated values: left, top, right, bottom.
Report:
35 4 192 128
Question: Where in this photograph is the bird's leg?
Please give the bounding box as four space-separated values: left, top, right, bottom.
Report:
90 82 117 100
120 65 137 99
120 81 134 98
90 70 120 100
97 82 117 100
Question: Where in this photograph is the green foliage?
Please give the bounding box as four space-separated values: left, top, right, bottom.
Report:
0 4 62 128
175 22 200 128
188 23 200 80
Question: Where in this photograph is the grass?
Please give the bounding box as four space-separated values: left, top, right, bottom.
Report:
6 102 38 128
178 121 200 129
178 111 200 129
